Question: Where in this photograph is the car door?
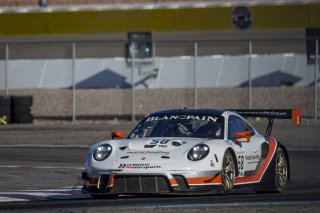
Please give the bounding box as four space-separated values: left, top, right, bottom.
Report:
227 115 260 177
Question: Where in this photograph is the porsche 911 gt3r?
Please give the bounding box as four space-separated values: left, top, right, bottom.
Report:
82 108 302 197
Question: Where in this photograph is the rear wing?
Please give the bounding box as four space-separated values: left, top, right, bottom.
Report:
227 109 302 136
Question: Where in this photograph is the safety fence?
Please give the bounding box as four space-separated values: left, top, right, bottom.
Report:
0 38 319 122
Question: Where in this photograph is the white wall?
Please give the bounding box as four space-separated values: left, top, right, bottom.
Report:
0 54 316 90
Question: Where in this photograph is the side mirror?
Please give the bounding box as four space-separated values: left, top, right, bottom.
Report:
111 130 125 140
234 131 251 143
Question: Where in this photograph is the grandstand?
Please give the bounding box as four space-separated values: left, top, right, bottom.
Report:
0 0 212 7
1 0 319 8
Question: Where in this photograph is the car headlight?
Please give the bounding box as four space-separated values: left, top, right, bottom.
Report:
94 144 112 161
187 144 210 161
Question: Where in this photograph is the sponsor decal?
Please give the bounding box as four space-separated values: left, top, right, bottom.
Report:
146 115 218 122
245 154 260 161
247 160 259 165
127 151 170 155
117 163 161 169
144 144 157 148
210 160 215 167
236 111 288 116
232 6 252 30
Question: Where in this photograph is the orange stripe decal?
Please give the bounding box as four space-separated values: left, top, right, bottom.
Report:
187 176 221 185
170 138 277 187
169 178 178 186
235 137 277 184
108 176 115 186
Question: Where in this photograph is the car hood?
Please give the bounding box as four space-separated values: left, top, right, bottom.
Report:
113 137 214 163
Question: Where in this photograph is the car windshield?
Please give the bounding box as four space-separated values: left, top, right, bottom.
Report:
128 114 225 139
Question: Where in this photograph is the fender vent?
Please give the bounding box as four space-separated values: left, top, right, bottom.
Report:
98 175 110 189
261 142 269 159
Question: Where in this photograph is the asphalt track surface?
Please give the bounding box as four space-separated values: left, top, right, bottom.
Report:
0 121 319 212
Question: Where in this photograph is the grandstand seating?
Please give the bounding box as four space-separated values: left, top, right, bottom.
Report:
0 0 213 7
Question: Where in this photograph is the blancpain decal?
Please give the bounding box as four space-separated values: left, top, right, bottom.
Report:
127 151 170 155
146 115 218 122
118 163 161 169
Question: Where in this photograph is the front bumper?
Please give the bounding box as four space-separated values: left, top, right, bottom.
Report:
82 171 222 195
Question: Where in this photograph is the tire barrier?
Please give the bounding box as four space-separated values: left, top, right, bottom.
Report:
0 96 11 125
11 96 33 124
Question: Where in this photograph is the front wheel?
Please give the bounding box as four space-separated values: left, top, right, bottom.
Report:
221 150 236 194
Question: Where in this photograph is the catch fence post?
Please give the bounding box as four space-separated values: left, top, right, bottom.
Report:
131 43 136 121
248 40 252 110
72 42 76 122
5 43 9 97
194 41 198 108
315 39 318 120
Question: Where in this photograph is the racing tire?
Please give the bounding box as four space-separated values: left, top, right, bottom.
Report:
221 150 236 194
11 96 32 106
271 147 288 193
11 96 33 124
256 147 288 194
0 96 11 125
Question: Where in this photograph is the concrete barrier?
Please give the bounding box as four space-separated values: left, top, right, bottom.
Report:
0 87 318 120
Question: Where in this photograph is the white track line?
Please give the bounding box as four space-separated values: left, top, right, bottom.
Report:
0 165 84 170
0 186 89 203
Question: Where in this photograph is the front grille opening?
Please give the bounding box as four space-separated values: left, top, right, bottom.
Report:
111 175 171 193
98 175 110 189
173 175 189 191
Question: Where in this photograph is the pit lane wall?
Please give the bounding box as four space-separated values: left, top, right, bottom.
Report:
0 87 319 120
0 2 319 35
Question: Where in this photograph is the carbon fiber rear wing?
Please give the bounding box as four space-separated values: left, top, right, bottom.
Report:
227 109 302 136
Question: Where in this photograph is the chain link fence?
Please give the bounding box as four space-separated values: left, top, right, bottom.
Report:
0 38 319 121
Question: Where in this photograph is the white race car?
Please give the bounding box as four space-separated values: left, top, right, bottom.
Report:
82 108 302 198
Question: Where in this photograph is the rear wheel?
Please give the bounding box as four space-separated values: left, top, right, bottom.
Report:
221 150 236 194
273 148 288 192
256 147 288 194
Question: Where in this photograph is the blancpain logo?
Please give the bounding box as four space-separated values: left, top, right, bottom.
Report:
146 115 218 122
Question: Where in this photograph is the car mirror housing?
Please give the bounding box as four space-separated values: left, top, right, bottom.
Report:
111 130 125 140
234 131 251 143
